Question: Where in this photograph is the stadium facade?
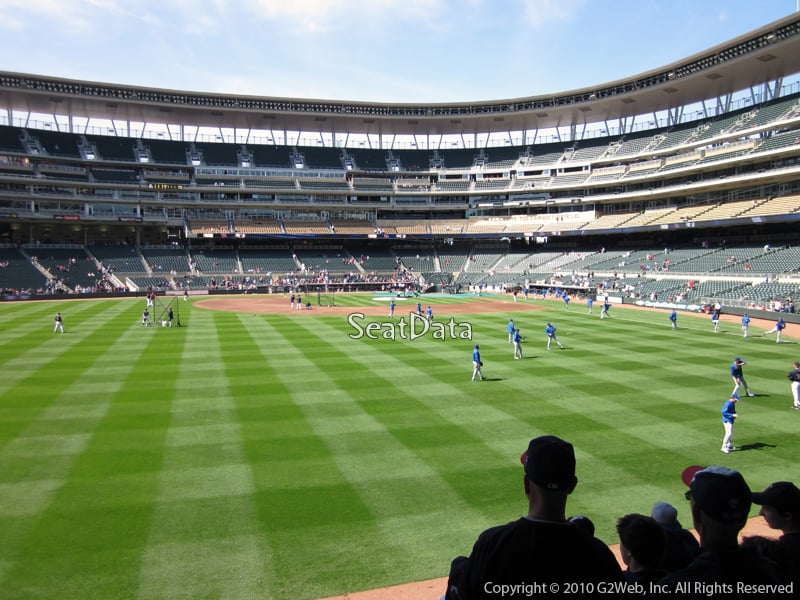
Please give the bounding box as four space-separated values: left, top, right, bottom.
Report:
0 13 799 308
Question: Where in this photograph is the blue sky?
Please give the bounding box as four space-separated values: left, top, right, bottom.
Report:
0 0 798 103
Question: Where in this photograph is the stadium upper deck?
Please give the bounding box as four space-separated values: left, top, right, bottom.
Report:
1 14 800 249
1 14 800 144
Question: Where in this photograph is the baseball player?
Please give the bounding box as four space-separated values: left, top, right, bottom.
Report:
513 328 524 359
472 344 484 382
545 322 564 351
730 356 755 397
787 361 800 410
765 318 786 343
669 309 678 330
741 313 751 338
53 312 64 333
721 393 739 454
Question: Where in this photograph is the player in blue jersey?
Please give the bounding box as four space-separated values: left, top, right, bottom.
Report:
601 300 611 319
562 291 570 310
587 296 593 315
545 322 564 351
389 299 395 318
721 393 739 453
472 344 484 382
765 317 786 343
507 318 515 343
513 328 524 359
416 302 422 317
669 309 678 330
711 306 721 332
741 313 751 338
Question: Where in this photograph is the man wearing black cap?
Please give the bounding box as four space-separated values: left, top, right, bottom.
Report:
445 435 622 599
751 481 800 584
659 466 786 592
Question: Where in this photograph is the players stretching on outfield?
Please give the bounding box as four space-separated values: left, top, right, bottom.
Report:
513 328 524 359
472 344 484 382
765 317 786 343
731 356 755 397
545 322 564 351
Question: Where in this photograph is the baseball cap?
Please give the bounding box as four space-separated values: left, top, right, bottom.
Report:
730 393 740 400
686 466 751 524
734 356 745 363
474 344 480 349
751 482 800 513
651 501 683 531
520 435 576 491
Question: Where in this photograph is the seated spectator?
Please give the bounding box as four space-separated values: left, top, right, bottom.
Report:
659 466 786 592
568 515 595 537
651 501 700 572
616 513 667 584
445 435 622 599
747 481 800 585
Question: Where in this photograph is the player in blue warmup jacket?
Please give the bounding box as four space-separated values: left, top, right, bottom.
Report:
472 344 484 381
765 317 786 343
721 393 739 453
670 309 678 330
507 318 515 344
545 322 564 350
513 328 524 359
741 313 751 338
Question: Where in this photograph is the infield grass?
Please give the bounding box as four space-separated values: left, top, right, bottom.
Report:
0 294 797 599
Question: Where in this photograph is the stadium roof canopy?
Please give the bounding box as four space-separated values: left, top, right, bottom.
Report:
2 13 800 144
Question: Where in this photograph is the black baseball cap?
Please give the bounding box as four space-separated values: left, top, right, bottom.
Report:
520 435 576 491
751 482 800 514
687 466 751 524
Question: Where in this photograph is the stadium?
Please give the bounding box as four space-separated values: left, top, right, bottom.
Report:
1 8 799 600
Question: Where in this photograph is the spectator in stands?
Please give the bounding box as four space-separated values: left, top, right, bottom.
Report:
616 513 667 584
659 466 786 591
651 501 700 572
748 481 800 584
568 515 595 537
444 436 622 599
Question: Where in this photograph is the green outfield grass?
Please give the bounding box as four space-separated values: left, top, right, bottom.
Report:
0 294 797 599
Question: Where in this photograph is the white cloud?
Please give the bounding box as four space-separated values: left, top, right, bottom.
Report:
517 0 587 28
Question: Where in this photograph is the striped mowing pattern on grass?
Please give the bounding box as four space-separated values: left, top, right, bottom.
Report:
0 295 797 599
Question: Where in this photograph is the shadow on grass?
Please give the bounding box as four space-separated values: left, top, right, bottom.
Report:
735 442 777 452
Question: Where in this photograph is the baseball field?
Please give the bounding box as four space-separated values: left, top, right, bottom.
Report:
0 293 796 599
